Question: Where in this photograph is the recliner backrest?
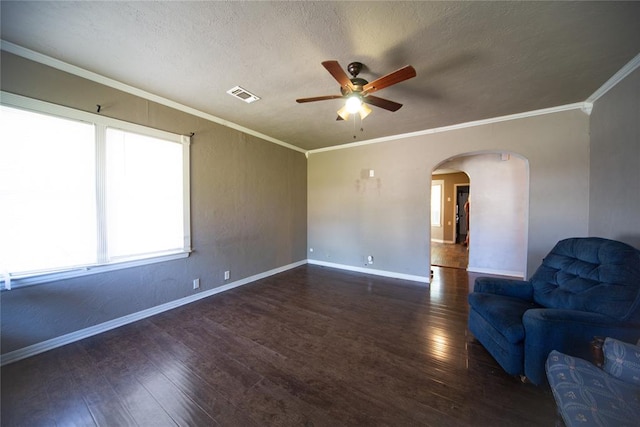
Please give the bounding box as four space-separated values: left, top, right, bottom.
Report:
530 237 640 321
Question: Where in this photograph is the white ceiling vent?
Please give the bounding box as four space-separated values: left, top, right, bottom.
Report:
226 86 260 103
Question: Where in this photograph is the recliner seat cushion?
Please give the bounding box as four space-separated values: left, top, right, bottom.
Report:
468 293 537 343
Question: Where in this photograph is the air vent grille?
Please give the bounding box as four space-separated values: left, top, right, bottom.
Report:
226 86 261 103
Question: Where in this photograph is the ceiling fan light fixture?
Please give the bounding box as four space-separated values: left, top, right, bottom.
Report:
337 99 371 121
337 105 351 121
359 103 372 120
345 95 362 114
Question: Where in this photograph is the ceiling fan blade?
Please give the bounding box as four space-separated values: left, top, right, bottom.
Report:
362 65 416 95
296 95 344 103
322 60 354 91
364 95 403 112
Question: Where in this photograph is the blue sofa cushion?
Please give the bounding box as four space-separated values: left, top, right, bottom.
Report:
603 337 640 387
468 293 537 343
531 238 640 320
546 350 640 427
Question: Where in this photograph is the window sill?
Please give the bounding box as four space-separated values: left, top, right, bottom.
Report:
4 251 191 290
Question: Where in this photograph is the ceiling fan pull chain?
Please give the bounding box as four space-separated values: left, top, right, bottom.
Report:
351 114 364 139
353 114 356 139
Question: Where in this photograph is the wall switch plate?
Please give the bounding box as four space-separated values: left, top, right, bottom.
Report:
224 271 230 280
193 278 200 289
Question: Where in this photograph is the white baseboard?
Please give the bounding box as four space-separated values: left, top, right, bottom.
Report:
467 266 524 279
0 260 307 366
308 259 430 285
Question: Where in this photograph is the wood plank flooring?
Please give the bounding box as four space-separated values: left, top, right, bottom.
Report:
1 265 557 426
431 242 469 270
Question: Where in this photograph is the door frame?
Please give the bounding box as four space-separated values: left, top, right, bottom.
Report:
453 183 470 244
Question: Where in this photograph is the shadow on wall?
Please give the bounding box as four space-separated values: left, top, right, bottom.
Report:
616 234 640 251
433 151 529 278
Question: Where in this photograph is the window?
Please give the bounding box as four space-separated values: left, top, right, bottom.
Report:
431 181 443 226
0 93 190 288
105 129 186 259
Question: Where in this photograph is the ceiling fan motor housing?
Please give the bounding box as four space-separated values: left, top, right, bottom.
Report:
347 62 363 77
341 77 368 96
342 62 367 95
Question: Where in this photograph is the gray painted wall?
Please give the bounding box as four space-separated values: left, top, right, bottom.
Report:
308 110 591 279
589 68 640 248
0 52 308 354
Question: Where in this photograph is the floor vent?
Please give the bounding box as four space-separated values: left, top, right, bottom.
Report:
226 86 261 103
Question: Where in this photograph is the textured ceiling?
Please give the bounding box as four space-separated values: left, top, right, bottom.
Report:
1 1 640 151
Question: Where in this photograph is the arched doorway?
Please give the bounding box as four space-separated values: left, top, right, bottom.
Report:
430 152 529 278
430 169 470 270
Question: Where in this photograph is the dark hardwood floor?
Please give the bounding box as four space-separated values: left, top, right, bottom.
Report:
1 265 557 426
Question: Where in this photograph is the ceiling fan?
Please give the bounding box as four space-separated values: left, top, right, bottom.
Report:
296 61 417 121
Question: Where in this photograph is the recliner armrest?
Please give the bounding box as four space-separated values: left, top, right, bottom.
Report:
473 277 533 300
522 308 625 385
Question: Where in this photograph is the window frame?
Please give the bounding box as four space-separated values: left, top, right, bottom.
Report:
431 180 443 227
1 92 191 289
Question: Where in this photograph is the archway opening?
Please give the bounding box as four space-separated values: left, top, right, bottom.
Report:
430 152 529 278
430 169 470 270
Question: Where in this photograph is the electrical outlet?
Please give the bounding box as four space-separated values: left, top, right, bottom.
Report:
367 255 374 265
193 278 200 289
224 271 230 281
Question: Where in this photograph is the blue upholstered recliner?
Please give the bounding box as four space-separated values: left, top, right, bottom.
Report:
467 237 640 385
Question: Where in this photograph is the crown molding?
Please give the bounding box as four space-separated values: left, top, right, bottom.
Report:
586 52 640 104
4 40 637 157
308 102 588 155
0 40 306 154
